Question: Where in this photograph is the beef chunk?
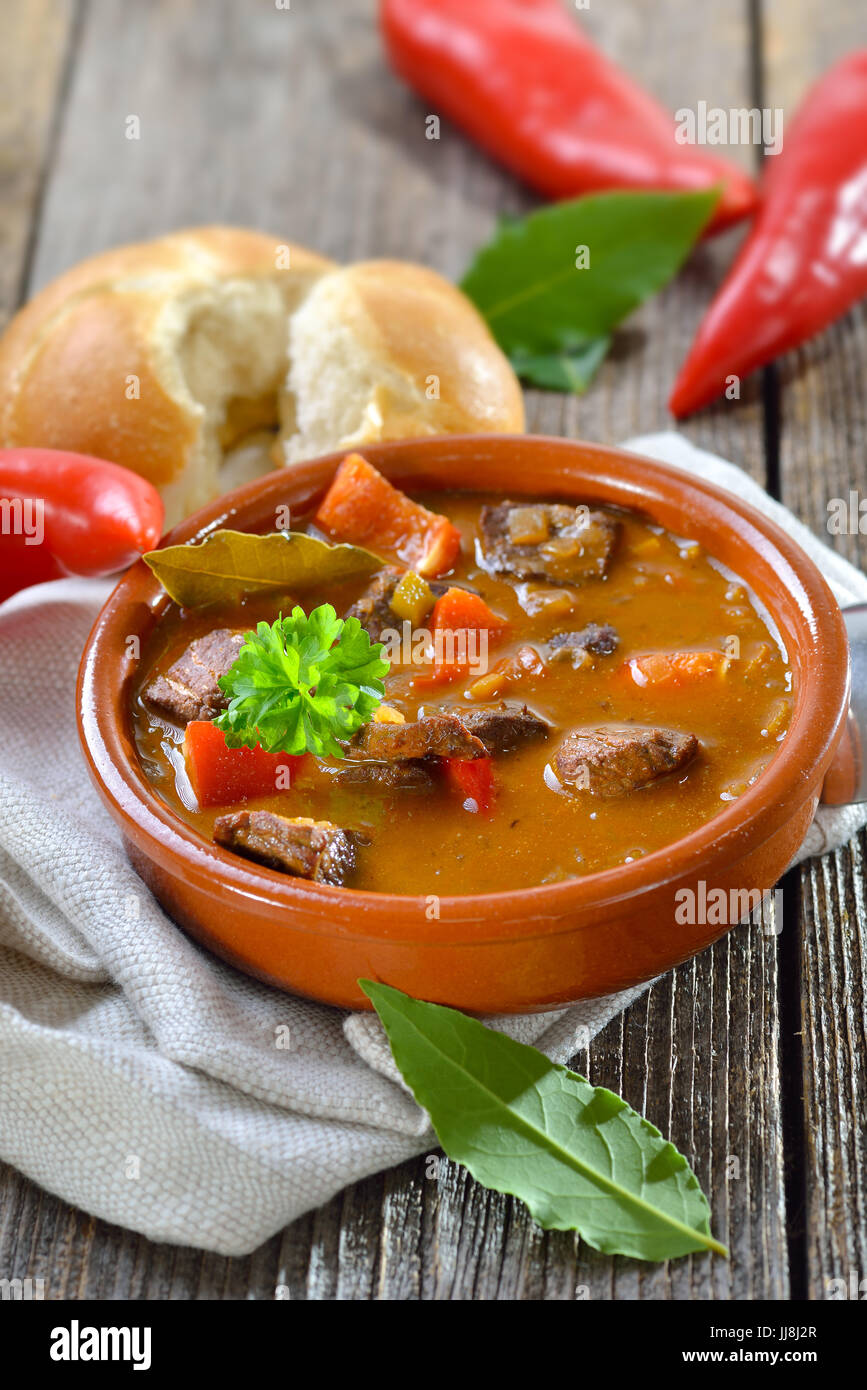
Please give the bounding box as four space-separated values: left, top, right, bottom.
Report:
345 566 406 642
334 760 435 791
479 502 619 584
145 629 245 725
345 712 486 761
554 727 698 798
548 622 619 663
458 702 551 754
213 811 355 885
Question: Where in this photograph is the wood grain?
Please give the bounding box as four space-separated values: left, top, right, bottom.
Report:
761 0 867 1303
0 0 76 324
0 0 861 1300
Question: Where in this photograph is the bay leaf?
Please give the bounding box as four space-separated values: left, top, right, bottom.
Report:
460 189 719 388
362 980 727 1262
508 335 611 395
143 529 383 607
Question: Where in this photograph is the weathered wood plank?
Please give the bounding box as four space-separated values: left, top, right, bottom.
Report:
796 841 867 1299
265 907 786 1301
762 0 867 1302
0 0 76 323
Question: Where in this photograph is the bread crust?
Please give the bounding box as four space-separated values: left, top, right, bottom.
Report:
0 232 525 524
342 260 525 434
0 227 333 511
284 260 525 458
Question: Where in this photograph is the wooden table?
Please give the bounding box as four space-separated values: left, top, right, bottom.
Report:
1 0 864 1301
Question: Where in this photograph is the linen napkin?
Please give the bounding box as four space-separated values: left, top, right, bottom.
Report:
0 432 864 1257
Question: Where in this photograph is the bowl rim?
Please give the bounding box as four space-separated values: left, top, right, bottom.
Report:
77 433 851 941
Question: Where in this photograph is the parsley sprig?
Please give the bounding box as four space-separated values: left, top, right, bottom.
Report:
215 605 389 758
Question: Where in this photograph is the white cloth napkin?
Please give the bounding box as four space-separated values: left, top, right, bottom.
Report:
1 432 865 1256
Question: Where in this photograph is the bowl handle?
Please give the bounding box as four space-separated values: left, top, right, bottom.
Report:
822 602 867 805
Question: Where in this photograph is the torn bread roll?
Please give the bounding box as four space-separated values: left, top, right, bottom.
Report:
0 228 525 527
0 227 333 526
281 260 525 463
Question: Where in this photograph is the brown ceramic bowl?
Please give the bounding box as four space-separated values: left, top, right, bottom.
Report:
77 435 851 1013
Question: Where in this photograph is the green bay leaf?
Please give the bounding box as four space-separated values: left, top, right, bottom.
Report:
460 189 719 364
361 980 727 1263
143 529 382 607
509 335 611 394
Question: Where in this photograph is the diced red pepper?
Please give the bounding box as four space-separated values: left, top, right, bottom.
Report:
184 720 306 808
624 651 729 690
443 756 495 814
417 586 508 687
314 453 461 577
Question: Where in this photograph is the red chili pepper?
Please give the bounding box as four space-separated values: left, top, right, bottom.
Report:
0 448 164 602
670 51 867 416
380 0 756 234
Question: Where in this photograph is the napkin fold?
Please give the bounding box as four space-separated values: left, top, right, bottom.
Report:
1 432 864 1256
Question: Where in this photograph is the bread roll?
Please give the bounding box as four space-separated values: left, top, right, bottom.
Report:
0 227 333 525
0 230 525 527
281 260 525 462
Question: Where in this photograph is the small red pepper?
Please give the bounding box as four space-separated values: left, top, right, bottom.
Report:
380 0 756 234
0 448 164 602
670 51 867 416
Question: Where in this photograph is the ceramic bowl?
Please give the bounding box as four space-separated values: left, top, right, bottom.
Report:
77 436 851 1012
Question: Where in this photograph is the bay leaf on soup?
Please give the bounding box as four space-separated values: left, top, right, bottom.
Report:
143 529 383 607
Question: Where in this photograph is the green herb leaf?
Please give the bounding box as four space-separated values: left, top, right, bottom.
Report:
215 605 389 757
460 189 719 393
361 980 727 1262
144 530 382 608
508 335 611 394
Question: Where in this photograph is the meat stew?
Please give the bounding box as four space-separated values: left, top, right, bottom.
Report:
133 463 793 896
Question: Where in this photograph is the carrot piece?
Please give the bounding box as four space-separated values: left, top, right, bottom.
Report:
184 721 305 807
417 586 508 686
624 651 729 689
443 756 495 814
314 453 461 577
